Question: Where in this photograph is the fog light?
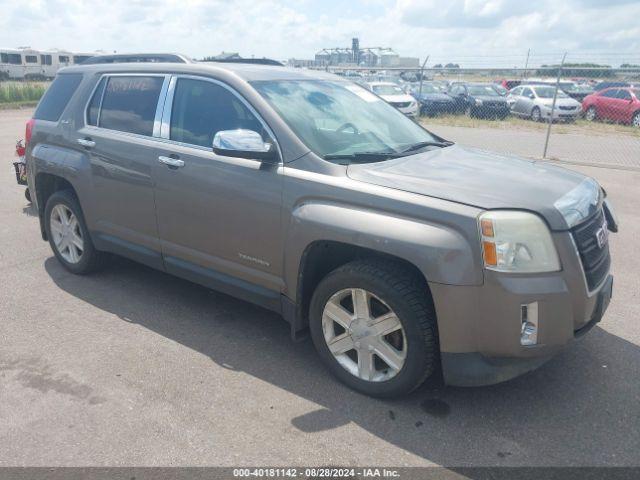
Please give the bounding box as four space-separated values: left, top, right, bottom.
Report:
520 302 538 346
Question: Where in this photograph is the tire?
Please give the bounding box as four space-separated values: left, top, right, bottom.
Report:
632 112 640 128
585 106 597 122
44 190 106 274
530 106 541 122
24 188 31 203
309 259 438 398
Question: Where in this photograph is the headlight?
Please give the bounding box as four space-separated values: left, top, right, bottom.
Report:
553 177 600 228
474 98 483 106
479 211 560 273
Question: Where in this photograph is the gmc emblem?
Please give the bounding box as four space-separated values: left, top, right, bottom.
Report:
595 220 609 249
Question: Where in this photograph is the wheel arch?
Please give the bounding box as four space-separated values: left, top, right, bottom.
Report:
292 240 433 337
34 172 79 241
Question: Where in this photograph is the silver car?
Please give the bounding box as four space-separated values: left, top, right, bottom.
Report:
507 84 582 121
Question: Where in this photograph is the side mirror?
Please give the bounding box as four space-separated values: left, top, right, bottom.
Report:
212 129 278 163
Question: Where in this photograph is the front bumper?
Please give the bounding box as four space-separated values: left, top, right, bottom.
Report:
430 231 613 387
471 105 510 117
397 104 419 117
542 107 581 120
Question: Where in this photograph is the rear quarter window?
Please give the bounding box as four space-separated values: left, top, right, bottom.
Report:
33 73 83 121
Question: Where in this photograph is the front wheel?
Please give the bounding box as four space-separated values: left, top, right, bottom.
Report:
530 106 541 122
632 112 640 128
585 106 597 122
309 260 438 398
44 190 106 274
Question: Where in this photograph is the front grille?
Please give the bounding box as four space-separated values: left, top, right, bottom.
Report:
392 101 411 108
559 105 577 111
571 208 610 290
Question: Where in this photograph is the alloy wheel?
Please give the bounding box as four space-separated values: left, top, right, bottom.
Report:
633 113 640 128
586 107 597 122
50 204 84 264
321 288 407 382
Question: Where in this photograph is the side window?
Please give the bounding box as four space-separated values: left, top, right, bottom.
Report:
34 73 83 121
86 77 107 126
170 78 263 148
25 55 38 64
41 55 52 66
522 87 533 98
99 76 164 136
616 90 631 100
59 55 69 64
600 89 618 98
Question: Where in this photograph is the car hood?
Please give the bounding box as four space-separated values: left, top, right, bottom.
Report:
538 97 581 107
347 145 591 230
473 95 507 103
418 93 453 102
381 94 415 103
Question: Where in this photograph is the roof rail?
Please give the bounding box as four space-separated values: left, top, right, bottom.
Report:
81 53 191 65
205 58 284 67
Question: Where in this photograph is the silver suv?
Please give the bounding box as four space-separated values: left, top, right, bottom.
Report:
24 60 617 397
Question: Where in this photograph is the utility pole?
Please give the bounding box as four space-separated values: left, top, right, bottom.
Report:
543 52 567 159
523 49 530 80
418 55 430 116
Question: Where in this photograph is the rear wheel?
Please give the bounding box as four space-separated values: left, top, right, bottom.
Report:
530 106 541 122
585 106 598 122
309 260 438 398
44 190 106 274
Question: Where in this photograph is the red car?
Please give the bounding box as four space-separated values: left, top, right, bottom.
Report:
582 87 640 127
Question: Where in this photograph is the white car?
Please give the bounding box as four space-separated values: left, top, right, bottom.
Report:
366 82 419 117
507 85 582 122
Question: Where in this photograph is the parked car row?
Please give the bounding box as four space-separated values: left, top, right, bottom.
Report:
363 77 640 128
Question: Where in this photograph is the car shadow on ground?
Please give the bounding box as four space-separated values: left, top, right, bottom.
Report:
45 255 640 467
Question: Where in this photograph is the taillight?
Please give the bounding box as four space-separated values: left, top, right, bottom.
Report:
25 118 35 146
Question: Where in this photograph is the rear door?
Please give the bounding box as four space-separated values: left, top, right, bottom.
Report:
77 74 169 268
612 89 634 122
597 89 619 120
151 75 284 309
518 87 535 115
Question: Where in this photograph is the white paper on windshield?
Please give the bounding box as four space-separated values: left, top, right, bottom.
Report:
344 84 380 103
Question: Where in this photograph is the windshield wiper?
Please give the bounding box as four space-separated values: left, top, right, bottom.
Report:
323 151 396 163
396 140 454 155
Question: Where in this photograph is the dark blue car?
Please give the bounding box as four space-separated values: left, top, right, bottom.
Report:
409 83 456 116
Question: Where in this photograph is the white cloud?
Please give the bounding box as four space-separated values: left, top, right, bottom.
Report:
0 0 638 66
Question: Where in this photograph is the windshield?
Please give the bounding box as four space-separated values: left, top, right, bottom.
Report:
534 86 569 98
371 84 404 95
252 80 440 160
632 89 640 99
467 85 500 96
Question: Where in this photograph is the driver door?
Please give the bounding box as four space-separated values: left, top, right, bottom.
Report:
151 76 284 308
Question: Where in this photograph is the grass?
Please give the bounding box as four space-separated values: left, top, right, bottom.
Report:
0 81 48 104
420 113 640 138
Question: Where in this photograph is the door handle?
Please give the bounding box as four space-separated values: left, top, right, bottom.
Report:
77 138 95 148
158 155 185 168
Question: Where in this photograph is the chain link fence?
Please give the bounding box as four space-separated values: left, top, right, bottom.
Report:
314 52 640 171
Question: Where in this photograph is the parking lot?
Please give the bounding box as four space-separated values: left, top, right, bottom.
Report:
1 108 639 468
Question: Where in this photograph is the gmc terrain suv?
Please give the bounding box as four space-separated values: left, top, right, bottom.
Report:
24 59 617 397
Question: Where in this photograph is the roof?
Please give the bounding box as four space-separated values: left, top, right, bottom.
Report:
367 81 400 86
81 53 191 64
60 61 342 82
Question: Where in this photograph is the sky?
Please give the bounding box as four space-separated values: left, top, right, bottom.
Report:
1 0 639 67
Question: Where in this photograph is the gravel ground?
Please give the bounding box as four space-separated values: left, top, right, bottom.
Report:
1 108 639 468
425 122 640 171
